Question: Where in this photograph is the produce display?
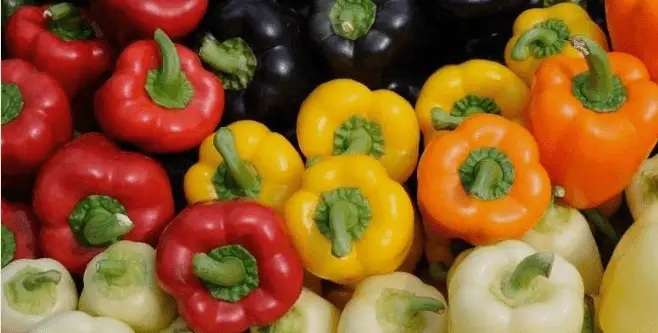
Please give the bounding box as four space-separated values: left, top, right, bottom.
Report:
1 0 657 333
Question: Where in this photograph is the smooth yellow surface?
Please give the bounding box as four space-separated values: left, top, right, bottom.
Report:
284 154 415 286
297 79 420 183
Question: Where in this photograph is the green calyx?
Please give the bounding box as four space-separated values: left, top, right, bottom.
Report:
68 195 134 247
199 35 257 91
376 288 445 333
3 266 62 315
1 225 16 268
569 36 627 112
459 148 515 200
334 115 386 158
314 188 372 258
92 246 146 299
253 306 304 333
211 127 262 200
511 19 570 61
431 95 501 130
581 208 620 246
501 252 554 301
1 82 24 125
329 0 377 41
145 29 194 109
193 244 259 303
44 3 94 41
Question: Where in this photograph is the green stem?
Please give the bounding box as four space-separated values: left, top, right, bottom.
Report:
329 201 355 258
44 2 93 41
502 252 555 299
512 27 560 61
83 211 134 246
343 127 373 154
581 208 620 245
404 296 446 316
431 107 464 130
21 270 62 291
96 259 127 277
214 127 260 197
1 82 24 125
329 0 377 41
192 253 246 287
467 159 503 198
44 2 77 20
199 36 257 91
569 37 614 102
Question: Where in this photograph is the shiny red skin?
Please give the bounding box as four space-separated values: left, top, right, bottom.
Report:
33 133 175 274
90 0 208 46
94 39 224 154
1 59 72 187
5 5 114 98
156 200 304 333
1 199 40 264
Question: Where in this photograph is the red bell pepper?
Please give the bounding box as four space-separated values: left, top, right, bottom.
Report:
1 59 72 188
1 199 40 268
33 132 175 274
94 29 224 154
90 0 208 47
5 3 114 98
156 200 304 333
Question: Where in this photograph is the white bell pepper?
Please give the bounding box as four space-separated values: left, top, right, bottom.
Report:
337 271 447 333
598 204 658 333
522 202 603 294
28 311 135 333
449 240 584 333
251 287 340 333
78 240 177 333
1 258 77 333
625 155 658 220
159 318 191 333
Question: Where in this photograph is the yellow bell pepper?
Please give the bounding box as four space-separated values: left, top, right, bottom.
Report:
504 2 609 84
184 120 304 212
597 204 658 333
415 60 530 145
297 79 420 183
284 154 415 286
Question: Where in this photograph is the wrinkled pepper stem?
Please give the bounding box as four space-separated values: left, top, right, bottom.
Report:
192 253 246 287
199 36 257 90
329 201 356 258
569 37 614 102
329 0 377 41
96 259 127 277
44 2 93 40
404 296 446 317
468 159 503 198
502 252 555 299
512 27 560 61
145 29 194 109
83 211 134 246
214 127 260 197
21 270 62 291
431 108 464 130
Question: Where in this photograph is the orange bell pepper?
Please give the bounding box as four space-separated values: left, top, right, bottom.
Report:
417 113 552 245
526 36 658 209
606 0 658 81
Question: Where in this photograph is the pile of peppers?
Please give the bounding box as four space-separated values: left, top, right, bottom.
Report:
1 0 658 333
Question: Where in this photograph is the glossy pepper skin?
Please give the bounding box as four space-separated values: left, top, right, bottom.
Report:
190 0 320 134
504 2 608 84
184 120 304 212
1 199 39 268
308 0 423 88
418 113 552 245
90 0 208 47
297 79 420 183
5 3 113 98
415 59 530 145
156 200 304 333
94 29 224 154
1 59 72 188
33 133 175 274
526 37 658 209
284 154 416 286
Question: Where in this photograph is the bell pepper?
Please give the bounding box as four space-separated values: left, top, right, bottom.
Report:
32 132 175 274
284 154 416 286
94 29 224 154
415 59 530 145
193 0 320 133
625 155 658 220
526 36 658 209
250 288 340 333
504 2 608 84
606 0 658 81
522 189 603 294
1 199 39 268
449 240 585 333
297 79 420 183
0 258 77 333
1 59 72 188
29 311 136 333
5 3 113 98
184 121 304 211
159 317 189 333
337 272 447 333
598 204 658 333
78 241 177 333
90 0 207 47
418 113 552 245
156 200 304 333
598 193 623 217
